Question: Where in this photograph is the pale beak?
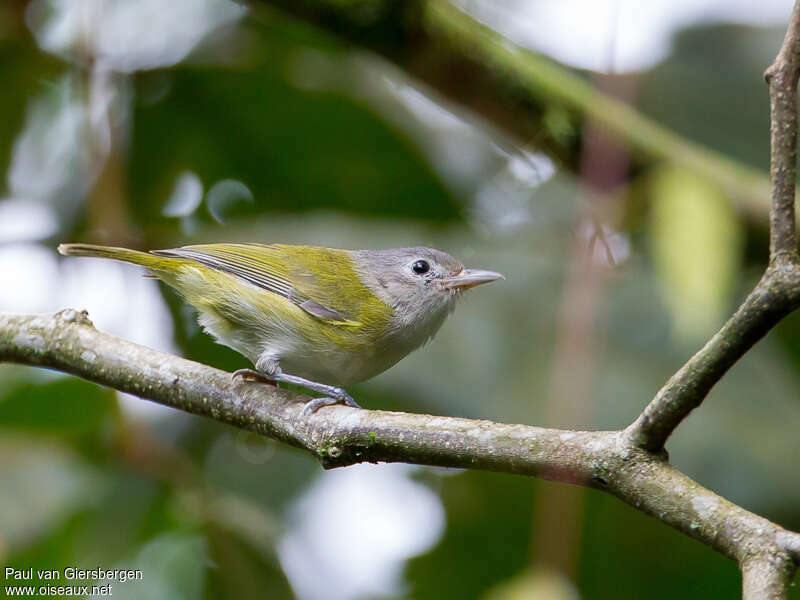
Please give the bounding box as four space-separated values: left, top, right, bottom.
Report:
441 268 505 291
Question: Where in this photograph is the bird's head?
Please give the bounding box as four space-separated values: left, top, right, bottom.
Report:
353 246 504 334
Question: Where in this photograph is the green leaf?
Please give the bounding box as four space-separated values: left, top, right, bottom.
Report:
0 435 102 550
649 166 743 342
0 377 116 434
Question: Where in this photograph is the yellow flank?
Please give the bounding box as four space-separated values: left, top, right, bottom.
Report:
161 244 394 352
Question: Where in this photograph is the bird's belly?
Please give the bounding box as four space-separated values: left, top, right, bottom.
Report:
196 294 430 386
277 338 404 386
264 317 440 386
197 309 387 386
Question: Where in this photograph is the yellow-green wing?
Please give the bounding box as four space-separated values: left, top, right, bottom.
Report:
151 243 384 326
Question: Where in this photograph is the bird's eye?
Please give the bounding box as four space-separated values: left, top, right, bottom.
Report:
411 260 430 275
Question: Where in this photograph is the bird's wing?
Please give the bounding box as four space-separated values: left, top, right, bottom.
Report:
151 243 364 324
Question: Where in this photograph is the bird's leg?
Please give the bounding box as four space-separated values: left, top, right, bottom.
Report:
270 372 362 414
232 358 361 414
231 368 277 386
232 355 282 386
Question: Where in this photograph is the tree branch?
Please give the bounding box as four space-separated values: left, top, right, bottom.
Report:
0 310 607 475
742 555 798 600
1 309 799 578
625 0 800 452
625 267 800 450
765 2 800 261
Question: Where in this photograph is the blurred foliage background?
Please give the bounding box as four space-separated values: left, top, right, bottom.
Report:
1 0 799 598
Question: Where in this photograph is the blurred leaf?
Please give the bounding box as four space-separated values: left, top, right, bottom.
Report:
638 24 779 173
104 531 207 600
2 476 161 596
0 377 116 434
669 337 800 516
579 488 742 599
201 490 282 554
648 166 742 342
0 435 103 552
129 15 461 234
206 524 294 600
483 568 578 600
407 470 536 600
202 432 317 513
0 34 63 192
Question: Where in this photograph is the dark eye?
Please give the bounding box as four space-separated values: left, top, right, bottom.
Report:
411 260 430 275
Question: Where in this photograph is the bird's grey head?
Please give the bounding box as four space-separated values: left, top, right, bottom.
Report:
352 246 503 334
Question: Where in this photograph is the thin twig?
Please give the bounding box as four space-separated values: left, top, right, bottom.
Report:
625 268 800 450
765 1 800 262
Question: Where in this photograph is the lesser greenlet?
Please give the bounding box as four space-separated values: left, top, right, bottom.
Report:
58 242 503 413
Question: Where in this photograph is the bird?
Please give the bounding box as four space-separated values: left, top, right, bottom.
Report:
58 242 504 413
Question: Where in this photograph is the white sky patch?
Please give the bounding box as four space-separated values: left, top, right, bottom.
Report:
507 151 556 187
380 80 493 186
278 463 445 600
359 73 558 232
472 149 557 233
163 171 203 217
5 77 91 211
0 244 61 314
26 0 246 73
392 83 474 131
454 0 794 73
0 199 60 243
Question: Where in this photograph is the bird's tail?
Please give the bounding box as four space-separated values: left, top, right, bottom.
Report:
57 243 166 271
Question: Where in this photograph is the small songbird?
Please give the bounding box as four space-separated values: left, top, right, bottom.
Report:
58 243 503 413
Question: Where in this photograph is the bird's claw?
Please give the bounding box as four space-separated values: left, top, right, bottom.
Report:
301 390 362 416
232 368 360 415
301 397 339 415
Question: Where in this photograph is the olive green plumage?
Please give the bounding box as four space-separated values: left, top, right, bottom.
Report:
58 242 503 410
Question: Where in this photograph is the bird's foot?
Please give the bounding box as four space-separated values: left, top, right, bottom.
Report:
301 388 362 416
233 368 360 415
231 368 277 386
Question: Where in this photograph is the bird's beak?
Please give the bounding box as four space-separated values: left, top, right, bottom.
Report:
441 268 505 291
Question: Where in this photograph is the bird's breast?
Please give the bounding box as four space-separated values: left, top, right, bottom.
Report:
275 302 452 386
